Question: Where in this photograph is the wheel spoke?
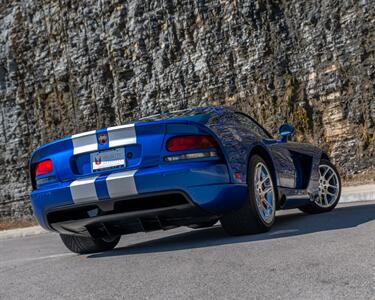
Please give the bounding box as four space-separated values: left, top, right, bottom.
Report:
260 176 270 185
326 190 336 197
262 186 272 195
265 202 271 210
327 183 337 189
261 166 267 176
263 199 272 209
316 164 340 208
327 172 335 182
254 162 274 224
321 167 329 178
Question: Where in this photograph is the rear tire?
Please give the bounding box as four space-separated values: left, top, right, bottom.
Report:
299 159 341 214
60 234 120 254
221 155 276 235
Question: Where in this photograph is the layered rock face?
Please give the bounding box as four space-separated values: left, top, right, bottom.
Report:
0 0 374 218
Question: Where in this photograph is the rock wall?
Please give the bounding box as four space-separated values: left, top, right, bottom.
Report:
0 0 374 218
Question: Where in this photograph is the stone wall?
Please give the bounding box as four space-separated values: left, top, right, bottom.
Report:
0 0 374 218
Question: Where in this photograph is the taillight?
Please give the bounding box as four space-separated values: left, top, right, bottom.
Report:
35 159 53 177
167 135 217 152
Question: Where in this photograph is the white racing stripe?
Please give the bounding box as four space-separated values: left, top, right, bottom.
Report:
71 124 136 155
70 176 98 203
107 124 136 148
72 130 98 155
106 170 138 199
70 124 137 202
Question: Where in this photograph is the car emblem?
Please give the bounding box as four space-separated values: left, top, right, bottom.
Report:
98 133 108 145
94 157 102 165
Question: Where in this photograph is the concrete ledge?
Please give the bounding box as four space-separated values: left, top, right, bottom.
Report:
0 226 48 240
340 184 375 203
0 184 374 240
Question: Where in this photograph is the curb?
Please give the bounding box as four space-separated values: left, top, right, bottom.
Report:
0 226 48 240
340 184 375 203
0 184 374 240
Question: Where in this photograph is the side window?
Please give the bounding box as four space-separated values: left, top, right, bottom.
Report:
235 113 271 139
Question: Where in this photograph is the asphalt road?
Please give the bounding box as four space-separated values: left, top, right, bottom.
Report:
0 201 374 300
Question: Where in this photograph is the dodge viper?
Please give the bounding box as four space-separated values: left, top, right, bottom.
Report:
29 106 341 254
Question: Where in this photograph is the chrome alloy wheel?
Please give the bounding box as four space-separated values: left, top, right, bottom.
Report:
253 162 275 224
317 164 340 208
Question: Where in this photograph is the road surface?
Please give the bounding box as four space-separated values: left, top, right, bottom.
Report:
0 201 374 299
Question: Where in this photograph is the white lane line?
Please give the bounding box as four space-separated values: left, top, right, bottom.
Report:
0 253 76 267
269 229 299 236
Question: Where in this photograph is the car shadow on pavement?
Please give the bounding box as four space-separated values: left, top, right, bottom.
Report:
88 202 375 258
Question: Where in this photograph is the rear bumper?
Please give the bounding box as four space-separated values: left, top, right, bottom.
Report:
31 161 247 232
47 191 214 237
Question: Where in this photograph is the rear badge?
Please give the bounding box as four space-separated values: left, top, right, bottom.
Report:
94 156 102 165
98 133 108 145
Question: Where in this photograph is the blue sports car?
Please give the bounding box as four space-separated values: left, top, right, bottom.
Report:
29 106 341 254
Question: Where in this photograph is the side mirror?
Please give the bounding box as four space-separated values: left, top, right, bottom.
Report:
278 123 295 143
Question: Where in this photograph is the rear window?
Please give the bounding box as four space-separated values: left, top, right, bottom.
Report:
138 108 211 122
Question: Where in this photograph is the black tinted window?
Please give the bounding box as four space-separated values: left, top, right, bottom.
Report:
235 113 271 139
139 107 217 122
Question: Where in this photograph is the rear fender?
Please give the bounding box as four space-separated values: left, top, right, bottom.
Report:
247 144 279 187
159 120 233 181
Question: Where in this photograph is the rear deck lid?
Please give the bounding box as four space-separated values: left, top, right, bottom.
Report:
30 122 167 186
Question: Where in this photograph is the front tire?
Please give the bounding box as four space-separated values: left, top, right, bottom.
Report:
299 159 341 214
221 155 276 235
60 234 120 254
